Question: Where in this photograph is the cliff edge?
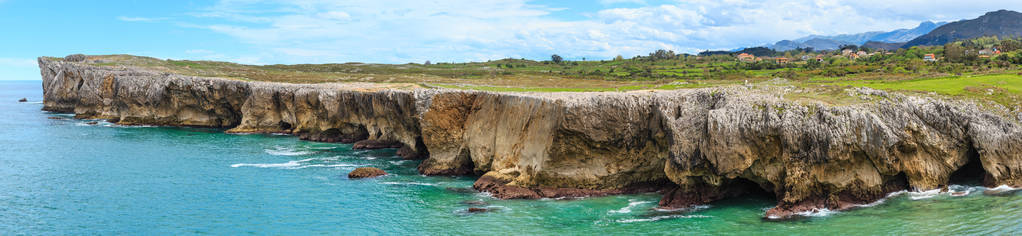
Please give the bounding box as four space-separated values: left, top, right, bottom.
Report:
39 56 1022 219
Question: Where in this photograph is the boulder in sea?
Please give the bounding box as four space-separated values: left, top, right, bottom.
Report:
47 116 66 120
86 121 99 125
18 98 27 102
348 167 387 179
467 207 489 213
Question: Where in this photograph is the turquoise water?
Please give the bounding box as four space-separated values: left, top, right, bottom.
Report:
1 80 1021 235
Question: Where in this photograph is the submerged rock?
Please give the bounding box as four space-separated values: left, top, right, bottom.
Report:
348 167 387 179
467 207 489 213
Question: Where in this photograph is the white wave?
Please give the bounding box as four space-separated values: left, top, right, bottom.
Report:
381 182 437 186
987 185 1018 192
908 188 943 200
610 200 654 214
655 205 711 212
264 146 316 156
230 157 360 169
854 190 908 208
796 208 838 217
475 192 495 199
24 101 43 104
389 160 410 165
302 164 362 168
616 214 710 223
231 161 302 168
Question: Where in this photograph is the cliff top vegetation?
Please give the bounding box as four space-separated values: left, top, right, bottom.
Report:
42 37 1022 108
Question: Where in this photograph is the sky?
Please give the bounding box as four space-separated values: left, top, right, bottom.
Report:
0 0 1019 80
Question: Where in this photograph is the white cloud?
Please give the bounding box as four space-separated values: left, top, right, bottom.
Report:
599 0 647 5
182 0 1022 64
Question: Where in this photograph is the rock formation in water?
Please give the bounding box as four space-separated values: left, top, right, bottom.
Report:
348 167 388 179
39 56 1022 219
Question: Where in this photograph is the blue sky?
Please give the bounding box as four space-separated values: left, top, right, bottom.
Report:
1 0 1018 80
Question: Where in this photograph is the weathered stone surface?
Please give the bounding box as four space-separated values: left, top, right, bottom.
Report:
39 56 1022 220
348 167 388 179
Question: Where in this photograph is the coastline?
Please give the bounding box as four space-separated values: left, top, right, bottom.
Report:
39 56 1022 219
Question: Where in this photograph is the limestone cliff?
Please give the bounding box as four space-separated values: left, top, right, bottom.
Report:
40 56 1022 219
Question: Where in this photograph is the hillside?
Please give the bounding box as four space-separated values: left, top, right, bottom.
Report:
903 10 1022 48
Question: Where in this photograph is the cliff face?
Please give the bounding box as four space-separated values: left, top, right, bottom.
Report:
40 57 1022 219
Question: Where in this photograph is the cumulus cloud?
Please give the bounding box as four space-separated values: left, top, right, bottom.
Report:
183 0 1022 64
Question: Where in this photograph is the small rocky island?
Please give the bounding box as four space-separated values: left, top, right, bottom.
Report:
39 54 1022 219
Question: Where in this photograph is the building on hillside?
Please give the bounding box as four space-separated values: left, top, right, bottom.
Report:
815 55 825 63
979 49 994 55
923 54 937 62
737 53 755 62
857 51 868 57
848 53 860 60
776 57 789 64
841 49 854 55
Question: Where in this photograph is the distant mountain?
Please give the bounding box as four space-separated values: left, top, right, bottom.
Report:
862 41 905 50
871 21 944 43
903 10 1022 48
769 21 944 51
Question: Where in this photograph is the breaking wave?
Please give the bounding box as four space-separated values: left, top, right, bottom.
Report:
609 199 655 214
230 157 362 169
264 146 317 156
616 214 710 223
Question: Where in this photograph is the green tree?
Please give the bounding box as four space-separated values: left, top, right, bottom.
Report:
551 54 564 64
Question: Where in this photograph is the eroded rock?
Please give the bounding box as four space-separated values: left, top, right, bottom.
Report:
348 167 387 179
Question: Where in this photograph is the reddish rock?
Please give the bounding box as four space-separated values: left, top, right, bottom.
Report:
347 167 387 179
396 145 424 159
472 175 664 200
467 207 489 213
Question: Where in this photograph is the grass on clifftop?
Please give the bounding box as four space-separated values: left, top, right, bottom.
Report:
810 74 1022 108
56 54 1022 108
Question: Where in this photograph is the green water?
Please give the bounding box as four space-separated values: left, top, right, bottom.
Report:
1 80 1020 235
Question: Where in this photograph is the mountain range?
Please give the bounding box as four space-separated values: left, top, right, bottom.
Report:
769 21 945 51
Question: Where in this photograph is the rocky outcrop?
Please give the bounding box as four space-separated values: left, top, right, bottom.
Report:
40 56 1022 219
348 167 388 179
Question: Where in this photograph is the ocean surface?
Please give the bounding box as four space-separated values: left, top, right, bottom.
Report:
1 80 1020 235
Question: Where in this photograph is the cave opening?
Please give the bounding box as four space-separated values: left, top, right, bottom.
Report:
278 121 293 131
728 178 777 202
949 147 988 186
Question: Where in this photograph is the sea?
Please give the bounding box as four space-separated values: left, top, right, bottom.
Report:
1 80 1020 235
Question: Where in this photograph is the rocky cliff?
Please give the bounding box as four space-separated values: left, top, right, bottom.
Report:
39 56 1022 219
